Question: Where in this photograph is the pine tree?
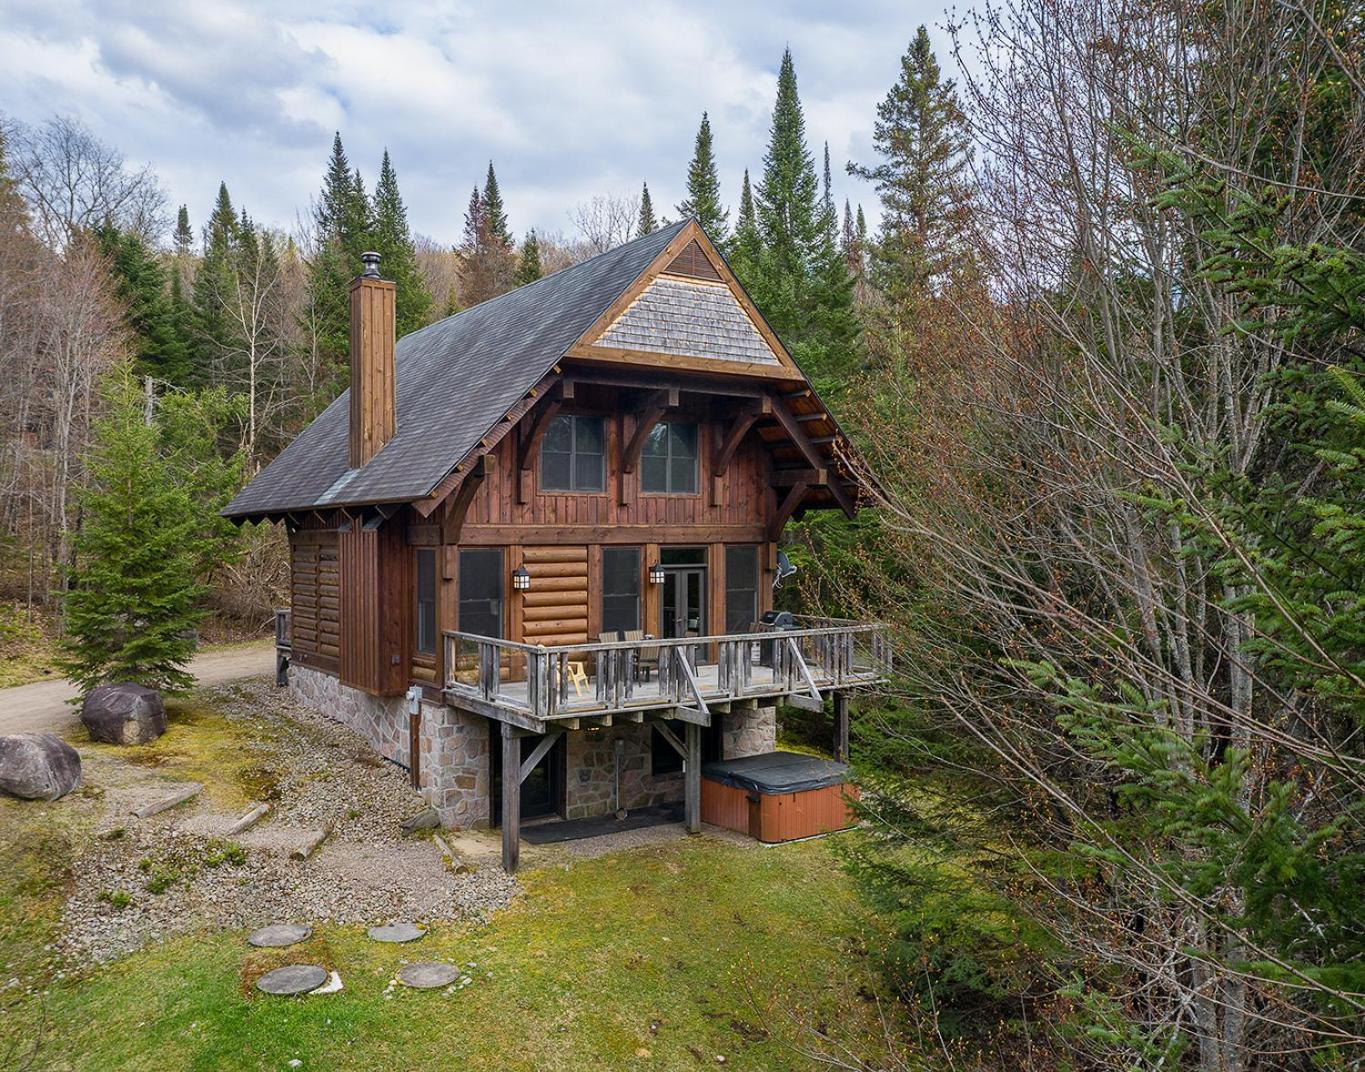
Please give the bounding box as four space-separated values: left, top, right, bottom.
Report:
848 26 973 296
95 225 191 385
677 111 728 241
482 161 511 246
173 205 193 258
748 49 860 391
637 181 658 236
62 371 208 694
371 149 433 335
516 230 543 285
822 142 836 227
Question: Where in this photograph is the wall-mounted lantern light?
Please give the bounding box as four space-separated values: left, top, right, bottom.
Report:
512 566 532 591
649 562 666 585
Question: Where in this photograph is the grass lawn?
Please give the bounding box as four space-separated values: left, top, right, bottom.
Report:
0 695 906 1071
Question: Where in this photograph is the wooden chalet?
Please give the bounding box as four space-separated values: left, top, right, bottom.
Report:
226 220 889 870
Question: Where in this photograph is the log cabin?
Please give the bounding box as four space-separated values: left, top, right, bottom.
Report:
225 219 889 870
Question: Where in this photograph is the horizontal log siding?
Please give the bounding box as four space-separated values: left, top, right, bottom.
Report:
288 528 340 674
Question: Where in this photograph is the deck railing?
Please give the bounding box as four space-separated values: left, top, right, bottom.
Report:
442 620 892 721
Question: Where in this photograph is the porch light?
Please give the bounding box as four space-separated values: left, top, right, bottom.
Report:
512 566 532 591
649 562 666 585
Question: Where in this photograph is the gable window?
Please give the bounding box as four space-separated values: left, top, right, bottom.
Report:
541 415 605 492
602 547 641 635
641 421 698 494
415 549 437 656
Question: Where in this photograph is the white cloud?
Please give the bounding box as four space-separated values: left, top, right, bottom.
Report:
0 0 953 246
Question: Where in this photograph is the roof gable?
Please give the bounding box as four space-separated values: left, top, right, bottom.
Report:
567 220 801 381
224 221 689 519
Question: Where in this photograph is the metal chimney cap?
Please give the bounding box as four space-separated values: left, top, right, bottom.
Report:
360 251 381 278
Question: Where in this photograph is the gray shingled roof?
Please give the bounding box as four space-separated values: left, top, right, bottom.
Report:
224 220 690 518
597 275 780 366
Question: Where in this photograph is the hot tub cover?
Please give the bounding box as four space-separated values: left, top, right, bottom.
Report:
701 751 850 794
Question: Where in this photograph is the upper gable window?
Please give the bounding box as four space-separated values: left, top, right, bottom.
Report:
641 421 698 495
541 415 605 492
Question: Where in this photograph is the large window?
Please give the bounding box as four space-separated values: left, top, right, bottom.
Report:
602 547 641 635
541 415 605 492
458 548 503 639
641 421 698 494
724 546 759 632
415 548 437 655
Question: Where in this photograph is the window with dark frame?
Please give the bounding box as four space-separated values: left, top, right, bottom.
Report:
601 546 641 635
458 548 504 639
540 414 605 492
640 421 698 494
651 719 686 775
724 545 760 632
415 548 437 656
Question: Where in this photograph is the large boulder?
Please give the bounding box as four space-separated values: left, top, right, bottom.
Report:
81 683 167 746
0 733 82 800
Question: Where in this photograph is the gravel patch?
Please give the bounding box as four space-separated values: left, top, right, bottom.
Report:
58 678 518 964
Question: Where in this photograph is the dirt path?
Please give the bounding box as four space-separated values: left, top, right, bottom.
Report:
0 641 275 736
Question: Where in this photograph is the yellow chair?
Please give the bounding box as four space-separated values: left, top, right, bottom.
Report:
566 660 589 697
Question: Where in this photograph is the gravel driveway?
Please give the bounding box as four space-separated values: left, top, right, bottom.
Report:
0 641 275 736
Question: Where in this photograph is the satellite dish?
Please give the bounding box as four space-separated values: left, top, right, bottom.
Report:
774 551 798 589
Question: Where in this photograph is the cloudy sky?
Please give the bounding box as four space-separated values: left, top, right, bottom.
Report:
0 0 952 247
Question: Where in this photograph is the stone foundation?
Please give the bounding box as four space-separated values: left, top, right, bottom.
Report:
289 666 489 828
720 705 777 759
289 666 777 829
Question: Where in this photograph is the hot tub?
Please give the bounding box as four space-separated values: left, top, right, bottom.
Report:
700 751 858 843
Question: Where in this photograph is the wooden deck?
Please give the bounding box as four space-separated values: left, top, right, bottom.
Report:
440 619 891 734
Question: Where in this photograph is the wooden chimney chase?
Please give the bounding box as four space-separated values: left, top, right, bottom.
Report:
349 252 397 468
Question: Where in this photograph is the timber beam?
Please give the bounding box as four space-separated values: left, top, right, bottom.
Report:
769 399 857 519
441 453 496 544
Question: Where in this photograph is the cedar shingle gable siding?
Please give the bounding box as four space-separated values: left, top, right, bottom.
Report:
222 221 691 519
595 276 780 367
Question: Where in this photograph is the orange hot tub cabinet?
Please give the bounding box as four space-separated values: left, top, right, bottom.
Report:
700 751 858 843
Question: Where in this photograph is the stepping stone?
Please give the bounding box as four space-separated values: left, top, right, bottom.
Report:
248 924 312 948
367 922 425 944
256 964 328 996
398 962 459 989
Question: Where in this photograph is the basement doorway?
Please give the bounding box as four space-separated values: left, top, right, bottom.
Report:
489 727 565 824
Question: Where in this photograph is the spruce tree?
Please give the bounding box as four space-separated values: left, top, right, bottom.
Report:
95 225 191 385
459 175 516 306
848 25 973 295
516 230 543 285
482 161 511 246
728 168 762 282
62 371 207 694
749 49 860 391
189 182 239 385
677 111 728 241
305 133 372 370
636 181 658 236
372 149 433 334
173 205 193 258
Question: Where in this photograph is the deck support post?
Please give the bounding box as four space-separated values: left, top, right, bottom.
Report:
685 721 701 834
833 690 849 763
501 723 521 873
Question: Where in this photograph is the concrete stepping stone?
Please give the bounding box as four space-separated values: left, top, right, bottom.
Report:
367 922 425 943
256 964 328 996
398 962 459 989
248 924 312 949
